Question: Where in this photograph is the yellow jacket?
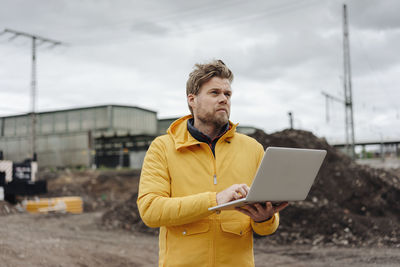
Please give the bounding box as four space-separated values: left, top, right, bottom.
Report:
137 115 279 267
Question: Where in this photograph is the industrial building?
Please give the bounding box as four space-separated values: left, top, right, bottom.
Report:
0 105 157 169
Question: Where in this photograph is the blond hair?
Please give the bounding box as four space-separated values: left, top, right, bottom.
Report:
186 59 234 114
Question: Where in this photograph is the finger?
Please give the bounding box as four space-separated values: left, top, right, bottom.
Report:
275 202 289 212
259 202 275 217
265 202 274 211
241 205 258 216
233 191 244 200
253 203 265 213
236 186 247 198
242 184 250 195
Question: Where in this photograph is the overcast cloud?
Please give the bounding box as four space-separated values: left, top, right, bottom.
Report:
0 0 399 144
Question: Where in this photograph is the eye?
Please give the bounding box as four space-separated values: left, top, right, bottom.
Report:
225 92 232 98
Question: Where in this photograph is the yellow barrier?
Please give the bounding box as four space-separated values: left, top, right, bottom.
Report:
25 197 83 214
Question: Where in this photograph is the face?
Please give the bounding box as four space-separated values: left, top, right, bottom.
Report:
188 76 232 128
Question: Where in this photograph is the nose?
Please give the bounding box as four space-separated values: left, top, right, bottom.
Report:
219 94 228 104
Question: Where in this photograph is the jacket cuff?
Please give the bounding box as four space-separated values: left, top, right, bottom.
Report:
251 213 280 236
208 191 218 207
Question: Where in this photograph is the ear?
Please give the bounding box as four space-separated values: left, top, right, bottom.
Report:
187 94 196 110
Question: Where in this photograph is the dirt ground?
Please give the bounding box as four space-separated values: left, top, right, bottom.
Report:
1 212 399 267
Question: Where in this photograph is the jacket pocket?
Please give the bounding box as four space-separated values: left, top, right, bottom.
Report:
218 221 254 265
220 221 251 236
173 221 210 236
165 222 210 266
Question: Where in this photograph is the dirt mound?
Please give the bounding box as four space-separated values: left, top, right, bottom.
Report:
101 193 157 235
42 169 141 212
250 129 400 247
1 169 141 217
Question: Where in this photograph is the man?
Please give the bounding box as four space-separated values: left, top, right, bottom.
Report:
137 60 288 266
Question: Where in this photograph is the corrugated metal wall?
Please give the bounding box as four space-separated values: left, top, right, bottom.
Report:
37 133 90 167
112 106 157 135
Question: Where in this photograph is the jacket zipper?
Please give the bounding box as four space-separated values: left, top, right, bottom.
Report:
210 149 217 185
201 142 218 185
201 143 217 266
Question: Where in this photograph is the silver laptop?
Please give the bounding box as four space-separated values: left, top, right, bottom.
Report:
208 147 327 211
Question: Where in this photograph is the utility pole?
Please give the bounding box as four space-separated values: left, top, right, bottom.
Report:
2 28 64 160
322 5 356 159
342 4 356 159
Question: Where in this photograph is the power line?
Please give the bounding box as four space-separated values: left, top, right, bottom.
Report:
1 28 66 160
68 0 320 46
68 0 254 33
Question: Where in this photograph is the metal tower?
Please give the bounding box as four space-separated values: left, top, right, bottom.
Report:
342 4 356 159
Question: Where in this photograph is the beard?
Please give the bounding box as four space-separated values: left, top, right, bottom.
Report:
197 109 229 130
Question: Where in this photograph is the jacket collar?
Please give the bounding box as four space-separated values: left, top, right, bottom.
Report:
167 115 238 151
187 118 229 144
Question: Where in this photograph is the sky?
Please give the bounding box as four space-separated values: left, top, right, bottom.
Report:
0 0 399 145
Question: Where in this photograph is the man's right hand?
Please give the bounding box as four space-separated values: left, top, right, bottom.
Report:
216 184 249 205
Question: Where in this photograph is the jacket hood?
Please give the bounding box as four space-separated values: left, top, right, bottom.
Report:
166 115 238 151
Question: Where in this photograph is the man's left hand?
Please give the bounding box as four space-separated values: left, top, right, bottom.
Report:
236 202 289 222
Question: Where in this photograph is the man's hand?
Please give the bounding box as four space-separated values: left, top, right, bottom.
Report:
216 184 249 205
236 202 289 222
